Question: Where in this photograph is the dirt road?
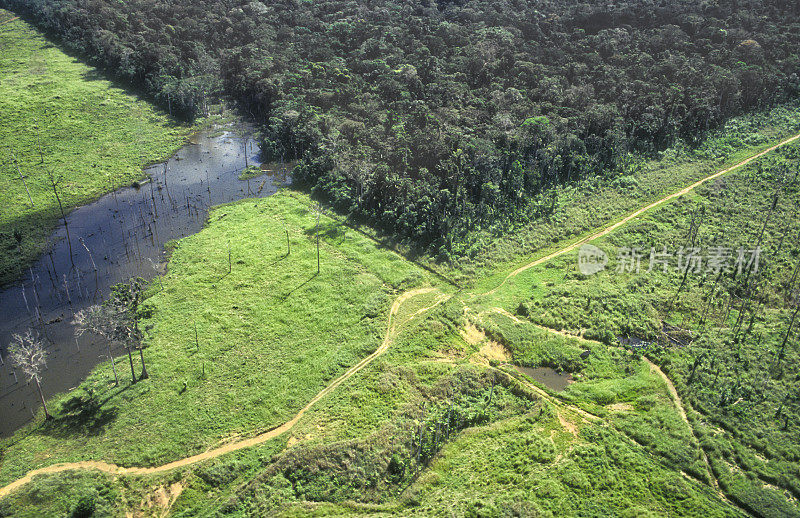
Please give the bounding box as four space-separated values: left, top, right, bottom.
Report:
489 132 800 293
0 288 441 499
3 129 798 501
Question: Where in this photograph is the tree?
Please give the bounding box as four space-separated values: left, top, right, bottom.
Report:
9 329 51 420
48 169 74 266
313 202 322 274
73 278 148 383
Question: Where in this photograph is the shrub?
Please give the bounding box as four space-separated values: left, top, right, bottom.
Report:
70 496 95 518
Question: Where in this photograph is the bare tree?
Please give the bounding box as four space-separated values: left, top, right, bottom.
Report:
777 292 800 365
313 202 322 274
8 151 34 208
73 278 148 383
48 169 74 266
233 124 250 168
9 329 51 419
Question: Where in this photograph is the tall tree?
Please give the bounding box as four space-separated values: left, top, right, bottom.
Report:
73 278 149 382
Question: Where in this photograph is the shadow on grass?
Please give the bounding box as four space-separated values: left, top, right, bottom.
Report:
283 191 462 288
80 69 105 82
37 384 130 439
303 221 346 243
280 272 318 300
268 252 289 267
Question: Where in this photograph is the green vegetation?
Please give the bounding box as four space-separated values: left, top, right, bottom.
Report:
147 297 742 516
495 140 800 517
238 165 265 181
3 5 800 515
0 191 428 485
468 104 800 277
4 122 800 516
0 12 197 284
0 470 121 517
6 0 800 257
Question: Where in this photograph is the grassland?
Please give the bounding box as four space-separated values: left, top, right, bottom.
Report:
4 129 800 516
0 182 747 516
0 11 199 285
150 295 741 517
1 13 800 514
0 191 430 487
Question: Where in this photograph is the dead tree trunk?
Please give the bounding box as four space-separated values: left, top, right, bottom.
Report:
50 173 74 266
35 378 51 419
777 297 800 363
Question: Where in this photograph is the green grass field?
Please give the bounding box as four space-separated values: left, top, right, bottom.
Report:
0 192 430 486
4 167 796 514
0 11 199 284
2 12 800 516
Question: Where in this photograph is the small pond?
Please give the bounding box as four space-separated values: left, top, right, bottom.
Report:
515 366 574 392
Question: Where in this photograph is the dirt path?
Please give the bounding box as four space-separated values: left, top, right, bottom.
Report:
643 358 725 498
644 359 688 426
0 288 440 500
488 132 800 294
4 131 797 503
497 318 741 511
486 304 741 510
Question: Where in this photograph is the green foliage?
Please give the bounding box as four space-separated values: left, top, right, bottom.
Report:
69 495 95 518
404 418 740 517
0 192 429 485
238 165 264 181
0 471 118 518
0 13 199 284
6 0 800 257
499 142 800 513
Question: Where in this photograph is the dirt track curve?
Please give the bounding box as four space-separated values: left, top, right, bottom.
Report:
503 318 741 511
2 130 798 501
489 132 800 293
0 288 440 500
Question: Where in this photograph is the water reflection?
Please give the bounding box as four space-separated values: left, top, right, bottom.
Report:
0 128 287 436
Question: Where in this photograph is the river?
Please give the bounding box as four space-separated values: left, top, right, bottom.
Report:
0 127 286 436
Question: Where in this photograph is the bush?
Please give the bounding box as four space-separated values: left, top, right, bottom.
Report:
635 395 658 412
70 496 95 518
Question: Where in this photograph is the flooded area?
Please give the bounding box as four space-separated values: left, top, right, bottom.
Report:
515 366 574 392
0 127 287 436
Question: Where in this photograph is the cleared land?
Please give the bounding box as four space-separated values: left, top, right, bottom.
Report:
0 11 197 284
4 123 800 516
0 191 431 486
1 13 800 516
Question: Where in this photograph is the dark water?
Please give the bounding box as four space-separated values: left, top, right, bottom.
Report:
0 128 288 436
515 366 573 392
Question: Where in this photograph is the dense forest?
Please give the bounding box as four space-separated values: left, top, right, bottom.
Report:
4 0 800 258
